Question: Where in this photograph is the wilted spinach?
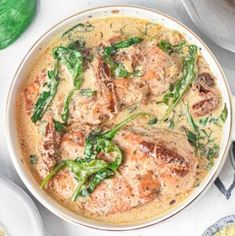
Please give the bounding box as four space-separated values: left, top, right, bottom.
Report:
53 46 83 88
61 89 75 124
41 112 149 200
158 40 186 54
31 61 59 123
160 45 197 122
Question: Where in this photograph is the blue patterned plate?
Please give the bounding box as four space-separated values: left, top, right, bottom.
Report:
203 215 235 236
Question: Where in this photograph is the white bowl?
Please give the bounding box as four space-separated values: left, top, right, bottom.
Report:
5 5 235 231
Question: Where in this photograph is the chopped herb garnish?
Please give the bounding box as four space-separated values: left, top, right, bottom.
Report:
53 119 66 133
186 104 220 167
198 103 227 127
148 117 158 125
79 88 96 97
62 23 94 37
29 154 38 165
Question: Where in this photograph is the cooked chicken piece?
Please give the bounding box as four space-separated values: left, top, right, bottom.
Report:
49 169 78 199
118 129 197 195
84 128 197 215
115 41 180 96
60 124 91 160
91 56 119 118
191 72 220 116
113 79 150 107
142 45 180 96
23 73 46 115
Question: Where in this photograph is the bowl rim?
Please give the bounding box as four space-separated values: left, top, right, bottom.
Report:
5 4 234 231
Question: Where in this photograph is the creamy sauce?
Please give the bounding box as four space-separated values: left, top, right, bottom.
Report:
16 16 224 224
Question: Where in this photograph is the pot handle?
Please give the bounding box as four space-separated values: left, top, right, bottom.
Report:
232 95 235 141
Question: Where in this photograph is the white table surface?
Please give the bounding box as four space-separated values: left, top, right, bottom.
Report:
1 1 235 235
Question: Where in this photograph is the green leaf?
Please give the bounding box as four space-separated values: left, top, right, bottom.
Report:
158 40 186 54
199 117 209 126
67 159 108 201
187 130 197 147
53 46 83 88
83 112 149 161
0 0 36 49
41 112 149 200
53 119 66 133
104 37 143 56
160 45 197 122
79 169 114 197
186 103 199 132
31 61 60 123
61 89 75 123
79 88 96 97
67 39 86 50
40 161 67 188
62 23 94 37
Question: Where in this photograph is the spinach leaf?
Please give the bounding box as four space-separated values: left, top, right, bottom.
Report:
158 40 186 54
53 46 83 88
61 89 75 123
31 61 59 123
53 45 86 123
160 45 197 122
79 88 96 97
79 169 113 197
104 37 143 55
84 112 148 160
53 119 66 133
187 130 198 147
62 23 94 37
40 161 67 188
66 159 108 201
41 112 149 200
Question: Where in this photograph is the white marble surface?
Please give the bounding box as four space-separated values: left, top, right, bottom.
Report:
0 0 235 235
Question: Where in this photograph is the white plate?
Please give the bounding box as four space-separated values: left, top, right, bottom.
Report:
0 176 45 236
